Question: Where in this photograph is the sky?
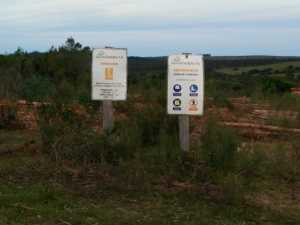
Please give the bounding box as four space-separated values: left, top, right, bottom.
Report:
1 0 300 56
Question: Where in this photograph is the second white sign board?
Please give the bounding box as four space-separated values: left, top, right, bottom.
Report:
92 48 127 101
167 54 204 115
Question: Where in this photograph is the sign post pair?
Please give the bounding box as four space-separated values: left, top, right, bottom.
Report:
92 49 204 152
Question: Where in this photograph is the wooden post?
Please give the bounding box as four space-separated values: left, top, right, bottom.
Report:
103 100 114 132
179 115 190 152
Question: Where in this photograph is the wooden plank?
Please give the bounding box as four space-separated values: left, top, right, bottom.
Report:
102 100 114 132
179 115 190 152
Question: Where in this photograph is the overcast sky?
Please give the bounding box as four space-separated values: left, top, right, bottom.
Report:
1 0 300 56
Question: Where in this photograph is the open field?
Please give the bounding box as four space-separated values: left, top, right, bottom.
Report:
0 129 299 225
0 42 300 224
0 92 300 224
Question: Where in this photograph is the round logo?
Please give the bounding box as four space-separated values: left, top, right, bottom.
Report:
173 98 181 107
173 84 182 93
190 84 198 93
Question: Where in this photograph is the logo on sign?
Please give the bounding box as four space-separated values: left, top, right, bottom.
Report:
190 84 199 96
189 99 198 111
173 84 182 96
96 50 106 58
173 98 182 111
105 67 114 80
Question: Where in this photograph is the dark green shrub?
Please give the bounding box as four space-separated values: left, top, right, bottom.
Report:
38 103 145 165
133 106 165 146
213 95 234 110
0 68 23 100
262 77 293 94
22 75 56 101
54 80 76 104
107 119 142 162
0 104 18 129
38 104 104 163
201 118 239 173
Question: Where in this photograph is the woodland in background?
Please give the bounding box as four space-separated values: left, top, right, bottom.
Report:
1 37 300 104
0 38 300 224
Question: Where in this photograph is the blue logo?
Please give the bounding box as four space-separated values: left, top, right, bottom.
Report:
190 84 198 93
173 84 182 92
173 84 182 96
190 84 199 96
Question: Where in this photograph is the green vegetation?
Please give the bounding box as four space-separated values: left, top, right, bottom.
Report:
0 38 300 224
0 129 299 224
218 61 300 76
201 119 239 173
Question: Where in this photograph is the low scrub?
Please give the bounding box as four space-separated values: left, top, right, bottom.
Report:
37 102 180 166
38 104 104 163
201 118 239 173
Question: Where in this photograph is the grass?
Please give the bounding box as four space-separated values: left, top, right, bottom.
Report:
0 130 299 224
0 182 299 225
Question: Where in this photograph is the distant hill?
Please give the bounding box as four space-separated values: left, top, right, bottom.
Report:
207 55 300 61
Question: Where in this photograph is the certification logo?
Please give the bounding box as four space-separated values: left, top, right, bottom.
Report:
190 84 199 96
173 84 182 96
173 98 182 111
189 99 198 111
96 50 106 58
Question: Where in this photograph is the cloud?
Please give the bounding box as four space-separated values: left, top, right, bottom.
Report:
0 0 299 55
1 0 299 29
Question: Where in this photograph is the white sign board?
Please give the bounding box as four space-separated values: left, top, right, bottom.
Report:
167 54 204 115
92 48 127 101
